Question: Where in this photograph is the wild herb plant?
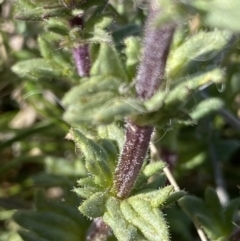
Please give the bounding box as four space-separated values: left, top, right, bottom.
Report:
1 0 240 240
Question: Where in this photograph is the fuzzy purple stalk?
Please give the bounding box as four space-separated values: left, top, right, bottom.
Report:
114 0 176 199
86 218 111 241
72 44 91 77
70 15 91 77
115 121 153 198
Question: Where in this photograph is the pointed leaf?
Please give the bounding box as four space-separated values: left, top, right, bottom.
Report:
131 185 174 208
137 174 166 191
38 36 71 68
79 192 107 218
190 98 224 120
12 59 62 81
178 195 208 218
71 129 112 186
196 214 222 240
62 76 121 107
103 197 143 241
98 139 118 172
192 0 240 32
204 187 223 222
123 199 170 241
164 190 186 207
63 91 116 125
77 176 96 188
124 37 141 79
120 200 160 241
223 198 240 233
165 68 223 107
167 30 232 78
97 124 125 152
90 43 127 81
93 98 145 124
14 211 83 241
74 186 100 199
135 162 166 189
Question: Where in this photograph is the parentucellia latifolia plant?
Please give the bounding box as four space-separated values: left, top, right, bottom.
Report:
11 0 240 241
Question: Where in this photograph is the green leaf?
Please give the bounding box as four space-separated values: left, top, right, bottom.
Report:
14 189 87 241
97 124 125 152
137 174 166 191
179 195 208 219
142 162 166 177
15 6 44 21
164 69 223 107
77 177 97 188
124 37 141 79
103 197 144 241
15 3 69 21
14 211 84 241
45 18 69 35
38 36 71 68
79 192 108 218
71 129 112 186
93 98 145 124
63 91 116 125
192 0 240 32
79 0 108 10
74 186 100 199
190 98 224 120
97 139 118 172
120 200 159 241
130 185 174 208
179 193 236 241
154 0 185 27
113 24 141 48
11 58 62 81
90 43 128 81
167 30 232 78
204 187 223 223
164 191 186 207
223 198 240 233
122 199 170 241
195 213 222 240
31 173 71 188
145 69 224 112
135 162 166 189
62 76 121 107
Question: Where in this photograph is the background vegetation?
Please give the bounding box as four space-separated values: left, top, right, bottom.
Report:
0 0 240 240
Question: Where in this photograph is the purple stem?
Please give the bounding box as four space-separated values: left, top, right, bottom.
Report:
86 218 111 241
136 3 176 100
115 121 153 198
70 15 91 77
114 1 176 199
73 44 91 77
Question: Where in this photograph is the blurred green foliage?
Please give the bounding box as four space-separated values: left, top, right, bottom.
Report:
0 0 240 241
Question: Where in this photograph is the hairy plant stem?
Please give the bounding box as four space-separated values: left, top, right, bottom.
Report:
86 218 111 241
70 15 91 77
115 121 153 198
72 44 91 77
114 0 176 199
